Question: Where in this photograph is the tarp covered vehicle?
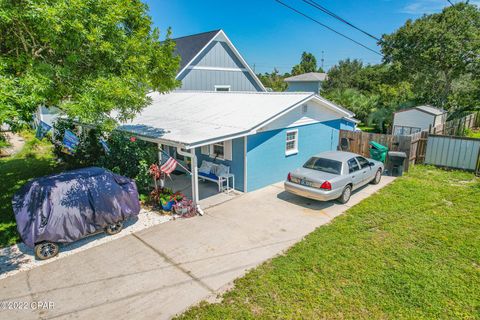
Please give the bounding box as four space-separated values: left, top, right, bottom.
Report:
13 167 140 260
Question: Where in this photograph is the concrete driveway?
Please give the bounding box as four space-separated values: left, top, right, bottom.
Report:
0 177 395 320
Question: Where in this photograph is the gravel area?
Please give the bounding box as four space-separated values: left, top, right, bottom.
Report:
0 209 172 280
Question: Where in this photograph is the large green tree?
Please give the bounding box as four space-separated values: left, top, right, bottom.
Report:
257 68 288 92
381 2 480 111
291 52 323 75
0 0 180 127
322 59 364 92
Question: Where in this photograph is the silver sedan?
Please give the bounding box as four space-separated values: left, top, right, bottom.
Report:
284 151 384 204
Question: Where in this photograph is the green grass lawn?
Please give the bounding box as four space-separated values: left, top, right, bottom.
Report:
0 131 63 248
357 123 379 133
179 166 480 319
466 129 480 139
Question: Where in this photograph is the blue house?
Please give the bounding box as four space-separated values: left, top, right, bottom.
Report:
116 30 356 206
118 91 355 197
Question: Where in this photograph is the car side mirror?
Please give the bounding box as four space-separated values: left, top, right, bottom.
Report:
369 162 375 166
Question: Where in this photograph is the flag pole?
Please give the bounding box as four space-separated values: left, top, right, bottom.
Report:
158 147 192 175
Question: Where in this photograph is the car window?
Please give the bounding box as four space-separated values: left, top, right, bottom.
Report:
347 158 360 173
303 157 342 175
356 156 370 169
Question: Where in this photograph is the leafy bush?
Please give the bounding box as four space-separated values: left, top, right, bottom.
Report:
52 119 158 192
99 131 158 180
53 119 104 168
135 160 153 194
0 133 10 149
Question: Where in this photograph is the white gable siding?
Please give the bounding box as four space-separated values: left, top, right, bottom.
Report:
258 100 343 132
393 109 435 132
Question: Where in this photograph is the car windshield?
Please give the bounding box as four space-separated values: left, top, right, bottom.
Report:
303 157 342 175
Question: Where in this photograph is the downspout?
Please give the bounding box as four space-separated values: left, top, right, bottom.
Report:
177 147 203 215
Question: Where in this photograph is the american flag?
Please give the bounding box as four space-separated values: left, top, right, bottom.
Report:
160 157 178 175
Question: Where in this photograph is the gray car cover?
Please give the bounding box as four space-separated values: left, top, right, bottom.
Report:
12 167 140 248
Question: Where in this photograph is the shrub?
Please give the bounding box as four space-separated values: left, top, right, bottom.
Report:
99 130 158 180
53 119 104 168
53 119 158 189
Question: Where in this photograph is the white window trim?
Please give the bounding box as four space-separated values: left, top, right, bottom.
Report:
208 140 232 161
285 129 298 156
210 141 225 160
214 85 231 92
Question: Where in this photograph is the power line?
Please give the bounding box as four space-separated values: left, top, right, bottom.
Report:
275 0 383 56
303 0 381 41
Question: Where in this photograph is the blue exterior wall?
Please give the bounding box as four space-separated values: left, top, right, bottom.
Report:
195 137 245 192
340 118 356 131
285 81 322 94
246 120 342 192
177 41 263 92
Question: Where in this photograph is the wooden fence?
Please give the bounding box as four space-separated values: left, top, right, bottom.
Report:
429 111 480 136
339 112 480 174
338 130 416 171
425 135 480 174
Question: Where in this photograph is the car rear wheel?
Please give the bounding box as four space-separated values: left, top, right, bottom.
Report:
371 169 382 185
338 185 352 204
34 242 59 260
105 221 123 235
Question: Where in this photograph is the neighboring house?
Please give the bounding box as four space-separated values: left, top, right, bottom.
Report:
393 105 447 135
118 91 355 195
284 72 327 94
171 29 266 92
36 106 61 127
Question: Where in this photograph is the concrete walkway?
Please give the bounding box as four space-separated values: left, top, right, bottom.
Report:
0 177 395 320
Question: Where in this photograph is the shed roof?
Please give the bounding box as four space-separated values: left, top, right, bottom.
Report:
415 105 446 116
394 105 446 116
117 91 353 148
285 72 328 82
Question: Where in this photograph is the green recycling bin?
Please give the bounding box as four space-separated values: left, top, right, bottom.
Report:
369 141 388 163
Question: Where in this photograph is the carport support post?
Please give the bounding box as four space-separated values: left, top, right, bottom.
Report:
190 147 200 206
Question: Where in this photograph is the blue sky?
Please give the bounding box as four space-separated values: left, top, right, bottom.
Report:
144 0 472 73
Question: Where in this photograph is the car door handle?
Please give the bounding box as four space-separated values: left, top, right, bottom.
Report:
352 175 355 178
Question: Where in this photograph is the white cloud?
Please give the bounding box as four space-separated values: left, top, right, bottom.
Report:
402 0 480 15
402 0 448 14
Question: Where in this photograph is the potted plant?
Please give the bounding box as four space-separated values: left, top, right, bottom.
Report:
160 194 174 212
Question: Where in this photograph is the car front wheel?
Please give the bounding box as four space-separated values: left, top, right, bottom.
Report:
34 242 60 260
338 185 352 204
105 221 123 235
371 169 382 185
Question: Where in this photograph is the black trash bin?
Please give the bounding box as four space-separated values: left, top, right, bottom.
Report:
387 151 407 176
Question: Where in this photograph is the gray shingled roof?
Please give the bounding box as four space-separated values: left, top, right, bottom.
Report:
415 105 446 116
171 30 221 71
284 72 328 82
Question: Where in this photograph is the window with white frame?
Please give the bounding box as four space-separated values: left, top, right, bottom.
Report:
285 129 298 155
200 140 232 160
214 85 231 92
212 141 225 158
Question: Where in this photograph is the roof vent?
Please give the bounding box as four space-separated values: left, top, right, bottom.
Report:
302 105 308 114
